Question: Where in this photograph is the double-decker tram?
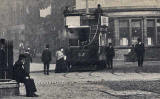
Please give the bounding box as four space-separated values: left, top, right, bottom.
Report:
64 8 109 70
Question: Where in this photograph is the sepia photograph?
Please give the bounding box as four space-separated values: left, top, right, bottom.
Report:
1 0 160 99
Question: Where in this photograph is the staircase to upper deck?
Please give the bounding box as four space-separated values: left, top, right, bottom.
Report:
89 25 99 44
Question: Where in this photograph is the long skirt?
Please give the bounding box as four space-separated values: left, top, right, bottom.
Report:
24 78 37 96
55 58 68 73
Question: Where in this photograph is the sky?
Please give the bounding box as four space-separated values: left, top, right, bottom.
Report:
40 4 51 17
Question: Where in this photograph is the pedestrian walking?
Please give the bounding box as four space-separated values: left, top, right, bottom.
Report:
13 54 38 97
134 38 145 67
41 44 52 75
105 43 115 69
55 48 68 73
24 48 32 74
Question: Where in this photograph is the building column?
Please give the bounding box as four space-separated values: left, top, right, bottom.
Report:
129 19 132 46
114 18 119 46
155 19 158 45
143 17 148 46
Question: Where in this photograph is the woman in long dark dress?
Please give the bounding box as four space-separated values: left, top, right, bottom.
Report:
55 48 68 73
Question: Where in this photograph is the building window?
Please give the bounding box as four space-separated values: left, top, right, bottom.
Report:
157 19 160 45
147 19 155 45
131 19 142 45
108 18 114 45
119 20 129 46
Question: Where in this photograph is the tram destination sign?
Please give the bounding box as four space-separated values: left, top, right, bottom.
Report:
101 16 109 26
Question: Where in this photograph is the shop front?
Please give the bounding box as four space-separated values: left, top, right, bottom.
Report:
104 10 160 60
107 11 160 47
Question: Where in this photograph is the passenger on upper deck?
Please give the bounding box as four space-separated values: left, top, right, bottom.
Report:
94 4 103 23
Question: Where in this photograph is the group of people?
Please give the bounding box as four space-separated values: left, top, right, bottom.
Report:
41 44 68 74
13 54 37 97
40 37 146 75
12 38 145 97
13 44 53 97
12 45 52 97
100 38 145 69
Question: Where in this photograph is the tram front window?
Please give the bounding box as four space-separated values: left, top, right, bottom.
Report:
68 26 90 46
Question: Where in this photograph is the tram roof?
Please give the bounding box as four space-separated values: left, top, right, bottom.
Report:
68 26 90 29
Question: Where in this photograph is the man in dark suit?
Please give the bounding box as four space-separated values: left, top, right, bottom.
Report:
0 41 6 79
13 54 38 97
106 43 115 69
41 44 52 75
134 38 145 67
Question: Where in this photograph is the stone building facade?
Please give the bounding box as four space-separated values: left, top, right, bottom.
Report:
0 0 40 48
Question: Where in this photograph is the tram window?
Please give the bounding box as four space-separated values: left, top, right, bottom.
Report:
68 27 90 46
69 39 79 46
78 28 89 42
78 28 89 46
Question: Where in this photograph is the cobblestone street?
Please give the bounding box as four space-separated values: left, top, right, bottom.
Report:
2 61 160 99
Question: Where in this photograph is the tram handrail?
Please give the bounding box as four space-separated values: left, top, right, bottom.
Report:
83 17 100 48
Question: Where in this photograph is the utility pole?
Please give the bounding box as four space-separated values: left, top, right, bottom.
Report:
86 0 89 14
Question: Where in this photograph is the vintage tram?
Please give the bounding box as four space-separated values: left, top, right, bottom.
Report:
63 7 109 70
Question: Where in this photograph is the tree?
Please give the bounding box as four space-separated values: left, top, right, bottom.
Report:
27 0 51 10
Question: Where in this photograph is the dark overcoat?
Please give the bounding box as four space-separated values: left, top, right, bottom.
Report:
13 60 29 83
134 43 145 56
41 49 52 64
105 46 115 59
0 48 6 66
24 52 32 74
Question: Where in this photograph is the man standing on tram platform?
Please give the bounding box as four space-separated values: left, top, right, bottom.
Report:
94 4 103 24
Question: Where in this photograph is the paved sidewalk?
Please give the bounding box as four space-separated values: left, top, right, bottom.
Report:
29 61 160 83
30 61 160 73
5 61 160 99
30 63 55 72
